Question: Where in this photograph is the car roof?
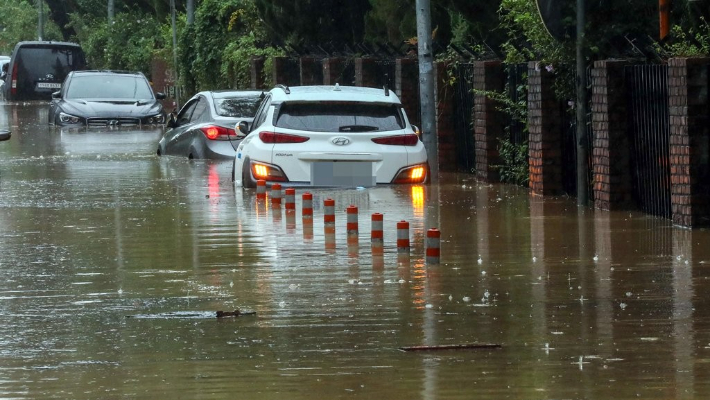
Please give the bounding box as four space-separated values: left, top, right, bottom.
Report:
207 90 263 99
269 85 401 105
70 70 146 77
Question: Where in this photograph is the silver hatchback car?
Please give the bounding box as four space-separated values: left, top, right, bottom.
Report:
158 90 263 160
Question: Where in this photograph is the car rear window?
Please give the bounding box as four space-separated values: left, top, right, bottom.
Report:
275 102 404 132
15 46 85 82
66 75 154 99
214 95 261 117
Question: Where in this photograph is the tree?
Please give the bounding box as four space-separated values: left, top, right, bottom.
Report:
255 0 371 47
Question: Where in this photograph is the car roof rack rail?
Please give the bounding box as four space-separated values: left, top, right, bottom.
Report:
275 84 290 94
383 85 390 96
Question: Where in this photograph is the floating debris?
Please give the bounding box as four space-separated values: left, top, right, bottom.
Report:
400 343 501 352
126 310 255 319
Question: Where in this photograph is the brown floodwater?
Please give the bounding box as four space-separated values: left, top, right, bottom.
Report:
1 102 710 399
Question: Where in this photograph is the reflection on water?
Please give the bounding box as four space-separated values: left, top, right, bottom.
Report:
1 103 710 399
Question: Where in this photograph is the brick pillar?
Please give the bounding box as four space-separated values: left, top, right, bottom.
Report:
434 62 456 172
591 60 633 210
250 57 265 90
668 57 710 227
151 58 174 110
272 57 299 87
527 61 563 196
322 57 346 85
473 60 505 182
300 57 322 85
355 57 378 87
396 58 419 127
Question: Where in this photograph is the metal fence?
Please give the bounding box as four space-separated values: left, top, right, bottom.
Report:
452 63 476 173
625 64 671 218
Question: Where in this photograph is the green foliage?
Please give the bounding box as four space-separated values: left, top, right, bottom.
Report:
176 0 281 93
69 9 161 76
0 0 62 53
656 21 710 57
496 138 529 186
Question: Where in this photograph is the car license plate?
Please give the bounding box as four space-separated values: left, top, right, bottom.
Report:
311 161 376 187
36 82 61 89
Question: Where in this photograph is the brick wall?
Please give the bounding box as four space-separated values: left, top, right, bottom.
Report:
668 57 710 227
591 60 633 210
527 62 563 196
272 57 300 87
473 60 505 182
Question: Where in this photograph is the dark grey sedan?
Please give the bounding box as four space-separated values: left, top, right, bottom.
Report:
157 90 263 160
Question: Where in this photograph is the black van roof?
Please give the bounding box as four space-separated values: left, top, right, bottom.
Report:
12 41 82 49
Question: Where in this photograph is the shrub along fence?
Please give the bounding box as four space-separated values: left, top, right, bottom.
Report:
239 55 710 228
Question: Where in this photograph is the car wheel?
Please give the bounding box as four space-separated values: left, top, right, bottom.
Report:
242 159 256 189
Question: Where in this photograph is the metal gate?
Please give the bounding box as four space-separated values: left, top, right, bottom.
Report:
453 63 475 173
625 64 671 218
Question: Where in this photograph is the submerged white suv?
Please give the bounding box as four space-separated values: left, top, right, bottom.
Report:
232 84 428 188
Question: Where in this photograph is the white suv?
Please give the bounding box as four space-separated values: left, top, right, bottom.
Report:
232 84 428 188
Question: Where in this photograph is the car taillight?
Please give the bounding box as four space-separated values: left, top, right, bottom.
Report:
200 125 234 140
392 164 428 184
251 161 288 182
371 134 419 146
259 131 310 144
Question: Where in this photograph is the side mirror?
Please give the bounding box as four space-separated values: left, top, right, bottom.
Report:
155 92 166 100
0 129 11 141
235 120 249 138
166 113 177 129
412 125 422 140
51 91 61 99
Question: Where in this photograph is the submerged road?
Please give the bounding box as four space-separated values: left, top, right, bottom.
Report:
1 102 709 399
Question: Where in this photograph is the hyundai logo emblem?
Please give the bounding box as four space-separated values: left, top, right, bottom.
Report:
331 137 350 146
46 74 54 80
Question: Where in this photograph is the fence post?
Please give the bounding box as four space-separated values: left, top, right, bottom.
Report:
355 57 378 87
528 61 563 196
591 60 632 211
668 57 710 227
250 57 265 90
473 60 505 182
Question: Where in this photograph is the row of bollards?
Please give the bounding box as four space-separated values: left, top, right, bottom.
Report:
253 180 440 264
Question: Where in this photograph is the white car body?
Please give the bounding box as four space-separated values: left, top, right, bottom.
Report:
232 85 428 188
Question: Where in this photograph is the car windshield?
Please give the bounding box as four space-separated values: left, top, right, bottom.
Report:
66 75 154 99
275 102 404 132
214 95 261 117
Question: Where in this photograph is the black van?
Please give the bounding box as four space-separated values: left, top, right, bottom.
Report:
1 41 86 101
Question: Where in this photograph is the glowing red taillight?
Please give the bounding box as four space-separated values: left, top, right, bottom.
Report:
259 131 310 144
200 125 234 140
371 134 419 146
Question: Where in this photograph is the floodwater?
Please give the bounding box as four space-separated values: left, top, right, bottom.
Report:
1 102 710 399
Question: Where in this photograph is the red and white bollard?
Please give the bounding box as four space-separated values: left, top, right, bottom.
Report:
371 213 384 244
256 179 267 200
324 198 336 251
426 228 440 264
346 205 358 235
270 183 282 206
302 192 313 224
284 188 296 212
397 220 410 254
371 213 384 257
